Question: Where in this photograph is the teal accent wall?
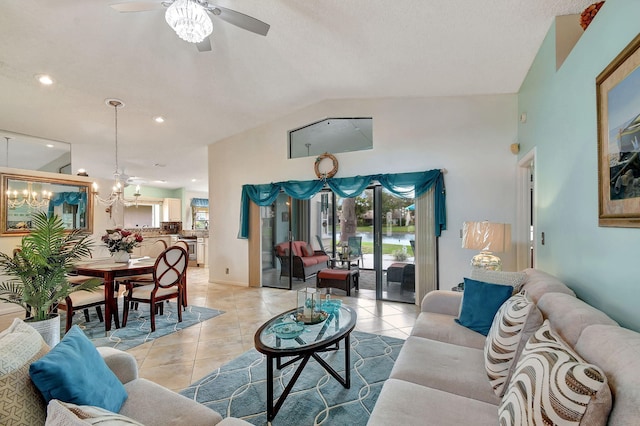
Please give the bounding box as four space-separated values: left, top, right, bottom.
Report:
518 0 640 331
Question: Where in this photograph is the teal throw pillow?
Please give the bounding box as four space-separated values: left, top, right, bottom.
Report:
29 325 127 413
455 277 513 336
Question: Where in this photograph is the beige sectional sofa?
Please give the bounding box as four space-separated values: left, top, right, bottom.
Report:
0 319 250 426
368 269 640 425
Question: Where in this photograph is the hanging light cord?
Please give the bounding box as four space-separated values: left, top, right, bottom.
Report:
113 101 119 175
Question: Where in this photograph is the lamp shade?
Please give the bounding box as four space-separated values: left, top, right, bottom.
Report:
462 221 511 253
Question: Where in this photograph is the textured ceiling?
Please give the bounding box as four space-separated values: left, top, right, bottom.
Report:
0 0 595 192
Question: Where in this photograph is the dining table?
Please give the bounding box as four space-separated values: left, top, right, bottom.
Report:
72 256 157 332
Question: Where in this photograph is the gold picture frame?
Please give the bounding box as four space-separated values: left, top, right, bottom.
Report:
597 33 640 227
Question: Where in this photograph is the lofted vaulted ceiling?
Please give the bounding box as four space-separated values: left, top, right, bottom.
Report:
0 0 596 192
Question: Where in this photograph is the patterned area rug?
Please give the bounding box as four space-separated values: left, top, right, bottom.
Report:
180 331 404 425
62 300 224 351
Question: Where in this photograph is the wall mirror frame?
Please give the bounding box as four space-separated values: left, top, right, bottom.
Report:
0 173 93 236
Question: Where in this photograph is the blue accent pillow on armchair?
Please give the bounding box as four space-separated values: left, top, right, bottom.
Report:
29 325 127 413
455 277 513 336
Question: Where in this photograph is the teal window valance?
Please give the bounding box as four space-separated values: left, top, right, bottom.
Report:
191 198 209 208
239 169 446 239
48 192 87 216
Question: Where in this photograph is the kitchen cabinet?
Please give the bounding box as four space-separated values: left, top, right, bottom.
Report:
197 237 208 266
163 198 181 222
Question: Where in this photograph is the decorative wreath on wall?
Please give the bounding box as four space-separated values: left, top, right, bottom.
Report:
314 152 339 179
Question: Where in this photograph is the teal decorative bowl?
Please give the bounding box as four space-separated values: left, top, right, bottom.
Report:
271 322 305 339
321 299 342 314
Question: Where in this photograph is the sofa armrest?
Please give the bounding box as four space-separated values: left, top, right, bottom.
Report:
97 346 139 385
420 290 463 315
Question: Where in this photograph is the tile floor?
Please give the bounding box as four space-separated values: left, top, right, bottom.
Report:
0 267 420 392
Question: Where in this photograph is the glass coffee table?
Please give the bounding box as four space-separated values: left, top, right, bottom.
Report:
254 304 357 422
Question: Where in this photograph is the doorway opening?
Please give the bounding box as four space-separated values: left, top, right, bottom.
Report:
516 149 536 270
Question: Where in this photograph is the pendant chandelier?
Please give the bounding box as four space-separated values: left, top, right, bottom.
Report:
165 0 213 43
92 99 141 208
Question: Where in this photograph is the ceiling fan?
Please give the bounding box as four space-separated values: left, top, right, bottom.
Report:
110 0 270 52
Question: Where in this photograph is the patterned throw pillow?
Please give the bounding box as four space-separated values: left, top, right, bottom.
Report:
484 291 543 396
471 269 527 293
46 400 144 426
0 318 49 425
499 320 612 425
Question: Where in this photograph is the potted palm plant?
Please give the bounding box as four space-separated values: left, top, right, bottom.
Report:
0 211 101 346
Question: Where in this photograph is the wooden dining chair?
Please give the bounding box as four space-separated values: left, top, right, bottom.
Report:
121 246 188 332
57 284 119 332
119 239 168 309
171 240 190 308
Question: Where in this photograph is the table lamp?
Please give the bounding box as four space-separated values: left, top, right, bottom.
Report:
461 221 511 271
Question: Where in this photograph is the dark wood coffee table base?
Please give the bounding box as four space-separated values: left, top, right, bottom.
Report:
254 305 356 422
266 334 351 421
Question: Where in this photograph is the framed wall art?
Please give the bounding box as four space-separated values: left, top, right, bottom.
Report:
597 33 640 227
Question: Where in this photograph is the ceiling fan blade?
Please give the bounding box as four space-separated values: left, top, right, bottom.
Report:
196 37 212 52
110 2 166 12
208 4 270 36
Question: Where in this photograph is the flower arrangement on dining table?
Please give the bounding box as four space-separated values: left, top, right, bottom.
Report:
102 228 143 254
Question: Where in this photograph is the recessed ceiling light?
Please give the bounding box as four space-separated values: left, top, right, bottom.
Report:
45 144 54 148
154 180 167 184
36 74 54 85
191 179 197 182
153 116 165 123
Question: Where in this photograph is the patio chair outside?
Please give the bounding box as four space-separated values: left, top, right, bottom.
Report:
348 236 363 268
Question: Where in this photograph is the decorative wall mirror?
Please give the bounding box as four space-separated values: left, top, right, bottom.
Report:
0 173 93 236
0 130 72 174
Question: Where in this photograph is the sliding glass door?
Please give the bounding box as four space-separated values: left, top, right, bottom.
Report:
261 193 297 289
261 187 415 303
379 188 415 303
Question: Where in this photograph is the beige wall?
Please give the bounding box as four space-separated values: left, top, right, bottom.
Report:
208 95 520 288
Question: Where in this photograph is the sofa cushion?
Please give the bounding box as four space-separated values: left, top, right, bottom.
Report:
499 320 612 425
368 378 498 426
410 312 486 349
575 325 640 426
484 290 543 396
0 318 49 425
470 269 527 293
301 242 314 257
45 399 144 426
521 268 576 303
536 292 618 347
390 336 501 405
120 378 223 425
456 278 513 336
29 325 128 413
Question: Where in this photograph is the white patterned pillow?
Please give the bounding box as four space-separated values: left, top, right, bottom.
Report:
499 320 612 426
0 318 49 425
46 400 144 425
484 290 543 396
471 269 527 292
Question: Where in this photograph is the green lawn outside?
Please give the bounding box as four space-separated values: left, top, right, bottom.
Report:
356 225 415 233
361 242 414 256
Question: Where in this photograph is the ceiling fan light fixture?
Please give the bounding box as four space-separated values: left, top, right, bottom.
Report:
165 0 213 44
